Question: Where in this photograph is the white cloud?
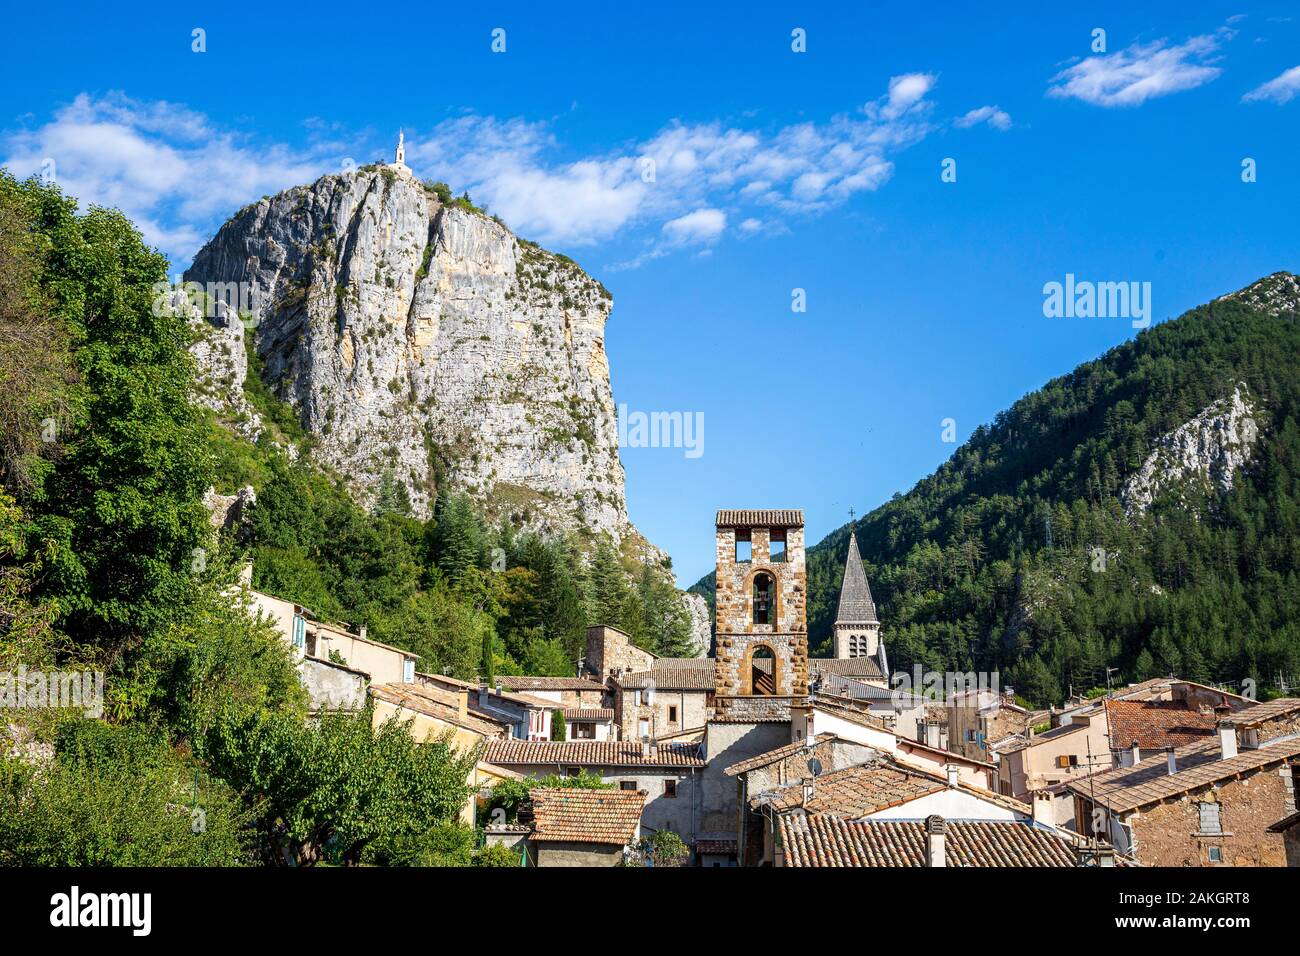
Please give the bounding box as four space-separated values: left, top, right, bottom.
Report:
1242 65 1300 103
662 208 726 244
1047 33 1226 107
3 72 950 269
1 92 334 265
954 105 1012 130
867 73 937 121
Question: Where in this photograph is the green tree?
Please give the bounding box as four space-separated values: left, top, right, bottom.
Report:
0 721 250 866
201 706 475 866
2 174 214 660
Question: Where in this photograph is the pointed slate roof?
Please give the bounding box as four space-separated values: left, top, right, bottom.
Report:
835 531 878 624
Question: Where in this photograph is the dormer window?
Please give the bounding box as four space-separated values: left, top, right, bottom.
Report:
753 572 774 625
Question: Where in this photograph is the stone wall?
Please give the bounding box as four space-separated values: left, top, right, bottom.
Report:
698 721 792 839
1250 711 1300 746
617 690 710 741
1128 765 1291 866
535 841 625 867
301 657 367 712
585 625 655 681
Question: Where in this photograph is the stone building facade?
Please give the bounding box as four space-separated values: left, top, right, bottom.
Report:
712 509 809 712
1122 763 1294 867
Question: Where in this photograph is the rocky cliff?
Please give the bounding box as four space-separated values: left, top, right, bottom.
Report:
1120 385 1261 516
186 164 635 545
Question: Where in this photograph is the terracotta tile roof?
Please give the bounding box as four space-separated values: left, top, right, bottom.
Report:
1059 679 1176 717
481 738 706 768
529 788 645 845
655 724 707 742
715 509 804 527
694 839 737 855
494 675 607 693
1221 697 1300 728
1066 737 1300 814
484 823 531 834
562 707 614 721
779 816 1077 867
618 658 715 690
997 721 1087 755
807 700 891 733
766 760 944 815
811 657 885 680
1105 699 1216 750
1268 811 1300 833
369 683 507 737
817 676 910 704
724 734 838 777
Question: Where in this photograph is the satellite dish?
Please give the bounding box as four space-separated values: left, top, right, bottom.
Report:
807 757 823 778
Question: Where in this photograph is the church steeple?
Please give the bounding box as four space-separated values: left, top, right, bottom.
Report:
833 529 882 661
394 129 406 167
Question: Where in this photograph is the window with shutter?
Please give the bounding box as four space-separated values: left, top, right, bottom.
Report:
1198 802 1222 834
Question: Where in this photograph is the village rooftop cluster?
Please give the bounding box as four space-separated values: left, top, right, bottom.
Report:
242 509 1300 867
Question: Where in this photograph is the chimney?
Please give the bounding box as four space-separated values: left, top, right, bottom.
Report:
925 723 941 749
495 682 503 696
1032 791 1054 827
945 764 960 788
802 776 814 805
924 815 947 867
457 689 468 721
1166 747 1178 776
1218 723 1238 760
359 625 368 642
1130 739 1141 766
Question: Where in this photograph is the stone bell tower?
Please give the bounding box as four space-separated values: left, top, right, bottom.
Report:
713 510 808 717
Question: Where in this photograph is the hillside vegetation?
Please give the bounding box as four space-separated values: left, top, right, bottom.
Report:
696 276 1300 704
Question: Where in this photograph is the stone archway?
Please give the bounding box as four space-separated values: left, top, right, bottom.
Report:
746 643 779 695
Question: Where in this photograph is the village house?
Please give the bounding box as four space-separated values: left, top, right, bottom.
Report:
242 577 415 712
609 656 715 740
527 787 646 867
725 734 1072 866
990 678 1255 826
560 706 616 741
493 675 609 710
479 738 707 846
1067 705 1300 866
791 697 996 789
417 672 560 740
949 688 1049 763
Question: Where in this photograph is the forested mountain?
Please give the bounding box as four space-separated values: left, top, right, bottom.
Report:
696 274 1300 705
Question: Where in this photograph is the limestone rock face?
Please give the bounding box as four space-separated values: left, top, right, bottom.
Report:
189 300 263 441
185 166 632 542
1215 271 1300 318
681 592 712 658
1121 386 1260 515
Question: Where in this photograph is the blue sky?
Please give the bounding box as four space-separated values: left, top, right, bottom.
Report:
3 2 1299 585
